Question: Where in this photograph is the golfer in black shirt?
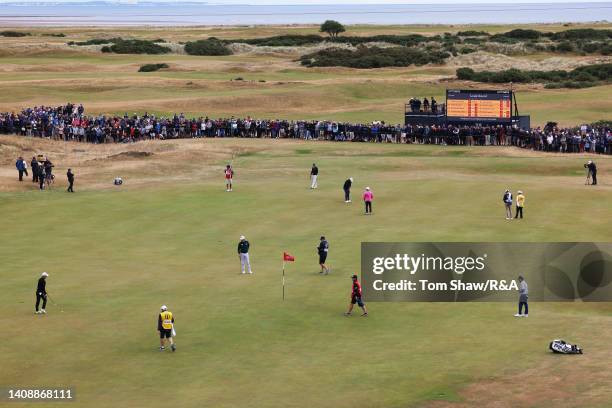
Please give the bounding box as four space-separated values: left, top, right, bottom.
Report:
67 168 75 192
586 161 598 185
31 157 39 183
35 272 48 314
310 163 318 189
343 177 353 203
318 236 329 274
38 167 45 190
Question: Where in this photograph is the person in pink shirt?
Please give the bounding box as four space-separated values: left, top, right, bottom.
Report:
363 187 374 215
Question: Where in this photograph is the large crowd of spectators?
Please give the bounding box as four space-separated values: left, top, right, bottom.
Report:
1 103 611 154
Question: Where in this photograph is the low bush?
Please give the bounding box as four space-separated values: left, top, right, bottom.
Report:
457 30 490 37
459 47 476 54
230 33 431 48
300 46 449 68
0 31 30 37
463 37 485 45
69 38 122 46
184 38 232 55
138 63 169 72
551 28 612 41
457 63 612 88
234 34 324 46
104 39 171 54
492 29 544 40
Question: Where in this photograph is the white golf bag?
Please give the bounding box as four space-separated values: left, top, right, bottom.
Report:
549 339 582 354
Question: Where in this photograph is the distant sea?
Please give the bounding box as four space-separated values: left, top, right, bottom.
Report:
0 2 611 26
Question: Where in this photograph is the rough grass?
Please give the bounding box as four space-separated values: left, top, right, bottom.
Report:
1 24 611 126
1 137 612 408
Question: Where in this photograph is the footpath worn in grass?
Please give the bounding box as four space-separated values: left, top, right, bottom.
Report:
1 140 612 407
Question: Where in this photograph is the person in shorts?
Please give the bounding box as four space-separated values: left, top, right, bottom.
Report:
345 275 368 317
225 164 234 192
158 305 176 352
317 236 329 274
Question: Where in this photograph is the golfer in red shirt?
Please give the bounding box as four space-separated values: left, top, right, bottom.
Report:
345 274 368 316
225 164 234 192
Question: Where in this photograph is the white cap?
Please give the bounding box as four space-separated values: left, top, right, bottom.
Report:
365 187 370 191
240 235 245 240
518 190 523 194
41 272 49 277
160 305 167 311
349 177 353 182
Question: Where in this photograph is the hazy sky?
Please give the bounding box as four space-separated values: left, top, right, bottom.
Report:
2 0 611 3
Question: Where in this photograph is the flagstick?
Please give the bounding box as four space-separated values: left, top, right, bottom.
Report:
282 260 286 301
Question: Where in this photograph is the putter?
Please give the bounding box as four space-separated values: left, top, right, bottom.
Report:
47 294 64 312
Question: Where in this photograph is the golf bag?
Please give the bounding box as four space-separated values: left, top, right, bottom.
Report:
549 339 583 354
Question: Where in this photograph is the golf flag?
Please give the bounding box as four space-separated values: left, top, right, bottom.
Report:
282 252 295 300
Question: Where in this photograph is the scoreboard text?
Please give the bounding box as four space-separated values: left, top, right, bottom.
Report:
446 90 512 122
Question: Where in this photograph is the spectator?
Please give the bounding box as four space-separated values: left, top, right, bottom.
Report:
1 103 610 158
15 156 27 181
30 156 39 183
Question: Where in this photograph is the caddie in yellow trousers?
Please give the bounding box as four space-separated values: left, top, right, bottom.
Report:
515 190 525 219
158 305 176 352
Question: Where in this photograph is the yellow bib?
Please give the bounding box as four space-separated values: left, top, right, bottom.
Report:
160 311 173 330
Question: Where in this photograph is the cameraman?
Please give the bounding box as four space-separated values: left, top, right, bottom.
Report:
585 160 597 185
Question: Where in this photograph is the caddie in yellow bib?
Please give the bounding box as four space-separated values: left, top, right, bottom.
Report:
157 305 176 352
